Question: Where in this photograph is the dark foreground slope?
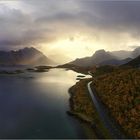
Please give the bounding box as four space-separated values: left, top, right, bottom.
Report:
123 55 140 67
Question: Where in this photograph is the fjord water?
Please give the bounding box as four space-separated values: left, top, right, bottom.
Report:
0 68 87 139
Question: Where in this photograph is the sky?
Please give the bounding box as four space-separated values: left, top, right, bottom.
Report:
0 0 140 63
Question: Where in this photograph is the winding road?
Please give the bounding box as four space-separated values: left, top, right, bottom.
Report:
87 80 126 139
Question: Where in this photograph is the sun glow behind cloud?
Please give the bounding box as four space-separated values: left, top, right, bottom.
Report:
40 35 105 63
40 31 140 64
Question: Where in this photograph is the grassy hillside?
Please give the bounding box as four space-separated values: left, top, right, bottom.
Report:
93 68 140 138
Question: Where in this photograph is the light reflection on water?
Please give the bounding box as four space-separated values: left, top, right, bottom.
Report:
0 68 89 139
35 69 77 84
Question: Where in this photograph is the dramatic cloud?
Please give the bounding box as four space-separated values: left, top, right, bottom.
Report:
78 1 140 34
0 0 140 62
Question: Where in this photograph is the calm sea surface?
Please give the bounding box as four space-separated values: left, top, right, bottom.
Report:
0 68 89 138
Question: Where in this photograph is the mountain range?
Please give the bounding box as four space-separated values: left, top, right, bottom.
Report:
68 47 140 67
0 47 53 66
124 55 140 67
0 46 139 67
110 47 140 59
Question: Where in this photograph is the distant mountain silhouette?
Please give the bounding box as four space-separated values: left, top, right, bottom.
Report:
110 47 140 59
131 47 140 58
68 47 140 67
69 49 126 67
99 58 132 66
123 55 140 67
0 47 53 66
110 50 131 59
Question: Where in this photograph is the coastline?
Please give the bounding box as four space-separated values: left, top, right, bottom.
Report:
67 79 111 139
67 67 139 139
